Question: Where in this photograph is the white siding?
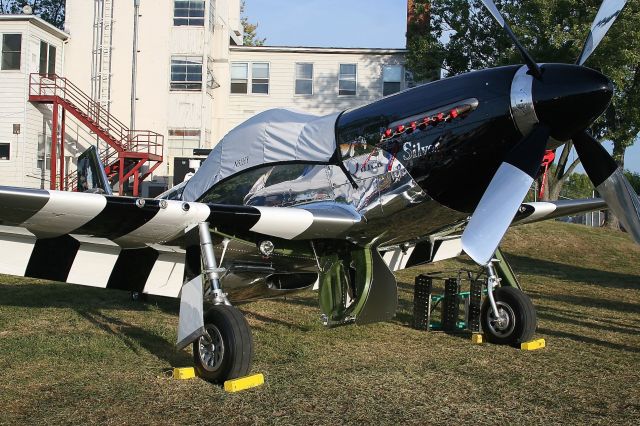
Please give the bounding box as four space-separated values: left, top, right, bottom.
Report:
2 4 407 191
220 48 406 141
0 19 65 189
63 0 241 181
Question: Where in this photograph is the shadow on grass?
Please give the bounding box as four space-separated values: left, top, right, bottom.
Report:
531 290 640 315
538 305 640 330
537 327 640 354
0 281 191 366
77 310 192 367
242 309 313 332
537 307 640 336
269 295 317 309
0 282 180 314
505 253 639 290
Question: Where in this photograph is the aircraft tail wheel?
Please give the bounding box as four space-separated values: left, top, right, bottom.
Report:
481 286 536 345
193 305 253 383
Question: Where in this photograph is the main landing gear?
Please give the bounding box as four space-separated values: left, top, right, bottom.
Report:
413 249 537 346
193 304 253 382
481 259 536 345
177 222 253 383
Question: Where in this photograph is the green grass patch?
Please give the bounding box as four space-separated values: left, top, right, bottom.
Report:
0 221 638 424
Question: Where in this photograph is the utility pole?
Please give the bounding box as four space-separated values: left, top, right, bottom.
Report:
130 0 140 132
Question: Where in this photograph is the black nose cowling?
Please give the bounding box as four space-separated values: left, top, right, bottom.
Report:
533 64 614 141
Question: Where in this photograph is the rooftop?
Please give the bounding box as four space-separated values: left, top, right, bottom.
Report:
0 15 68 40
230 45 407 55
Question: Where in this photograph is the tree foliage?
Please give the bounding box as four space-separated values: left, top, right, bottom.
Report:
240 0 265 46
0 1 64 29
624 170 640 194
407 0 640 199
560 173 594 199
536 170 637 200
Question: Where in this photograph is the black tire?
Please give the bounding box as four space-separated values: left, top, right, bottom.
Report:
481 286 536 345
193 305 253 383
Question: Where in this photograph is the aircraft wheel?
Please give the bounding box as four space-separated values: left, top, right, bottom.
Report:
193 305 253 383
481 286 536 345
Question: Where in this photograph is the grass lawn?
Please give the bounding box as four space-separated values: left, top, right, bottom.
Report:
0 221 638 425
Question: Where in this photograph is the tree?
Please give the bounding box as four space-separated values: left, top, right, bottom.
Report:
406 0 440 82
560 173 594 199
407 0 640 201
240 0 265 46
624 170 640 194
0 1 65 29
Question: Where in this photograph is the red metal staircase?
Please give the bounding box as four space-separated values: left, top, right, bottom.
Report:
29 74 163 196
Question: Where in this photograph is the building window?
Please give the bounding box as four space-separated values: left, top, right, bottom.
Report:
339 64 357 96
208 0 216 32
36 134 49 169
383 65 403 96
0 143 10 160
174 0 205 26
231 62 269 94
230 62 248 93
295 63 313 95
1 34 22 71
169 129 201 137
170 56 203 91
251 63 269 94
39 41 56 76
168 129 201 158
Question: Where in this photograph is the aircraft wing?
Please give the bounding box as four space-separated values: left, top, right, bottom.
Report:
514 198 607 225
381 198 608 271
0 186 361 245
0 186 361 297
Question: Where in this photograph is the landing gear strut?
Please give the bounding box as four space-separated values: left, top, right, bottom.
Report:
481 259 536 345
178 222 254 383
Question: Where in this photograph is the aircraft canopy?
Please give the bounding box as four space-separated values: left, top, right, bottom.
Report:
182 108 341 201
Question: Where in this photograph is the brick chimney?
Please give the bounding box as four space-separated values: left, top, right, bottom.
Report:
407 0 430 43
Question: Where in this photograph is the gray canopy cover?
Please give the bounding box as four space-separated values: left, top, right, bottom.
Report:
182 108 341 201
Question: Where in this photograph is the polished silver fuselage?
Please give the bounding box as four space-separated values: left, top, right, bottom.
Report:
202 63 614 301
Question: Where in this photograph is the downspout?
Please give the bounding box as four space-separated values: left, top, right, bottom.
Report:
130 0 140 132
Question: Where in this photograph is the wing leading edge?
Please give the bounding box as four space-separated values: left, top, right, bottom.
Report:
0 186 362 247
381 198 608 272
514 198 607 225
0 186 362 297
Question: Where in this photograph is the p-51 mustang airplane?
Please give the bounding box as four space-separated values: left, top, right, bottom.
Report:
1 0 638 383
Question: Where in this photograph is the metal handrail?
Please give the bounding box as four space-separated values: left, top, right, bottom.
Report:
29 73 164 156
29 73 165 193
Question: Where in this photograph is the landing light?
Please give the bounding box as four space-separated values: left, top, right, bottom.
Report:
259 240 275 256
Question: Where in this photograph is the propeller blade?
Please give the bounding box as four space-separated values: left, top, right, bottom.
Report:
576 0 628 66
572 130 640 243
479 0 542 79
462 125 550 265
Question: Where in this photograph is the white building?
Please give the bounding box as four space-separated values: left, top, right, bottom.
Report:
223 46 408 132
0 15 67 188
1 0 408 191
64 0 241 190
